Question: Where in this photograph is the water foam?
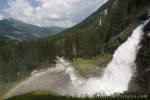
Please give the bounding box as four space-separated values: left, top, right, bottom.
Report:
56 20 149 96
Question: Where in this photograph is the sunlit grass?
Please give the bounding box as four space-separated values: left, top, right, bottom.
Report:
6 91 150 100
0 82 19 100
72 53 112 68
28 90 56 96
0 76 30 100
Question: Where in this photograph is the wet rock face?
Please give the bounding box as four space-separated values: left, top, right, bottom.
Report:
144 21 150 32
129 21 150 91
137 11 150 21
136 34 150 90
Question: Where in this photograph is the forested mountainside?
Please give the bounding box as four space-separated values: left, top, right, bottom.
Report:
0 18 65 42
0 0 150 92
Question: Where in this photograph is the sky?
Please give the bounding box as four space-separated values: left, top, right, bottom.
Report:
0 0 108 27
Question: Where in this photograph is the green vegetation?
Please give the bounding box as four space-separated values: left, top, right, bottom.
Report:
6 91 150 100
0 18 65 41
0 81 22 100
0 82 16 98
1 0 149 83
72 53 112 68
0 76 30 99
26 90 56 96
0 0 150 97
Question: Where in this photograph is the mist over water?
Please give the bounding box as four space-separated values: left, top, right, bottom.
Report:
57 20 149 96
6 20 149 99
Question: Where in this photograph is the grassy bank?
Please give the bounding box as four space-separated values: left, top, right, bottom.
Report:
72 53 112 77
2 53 112 99
0 75 31 100
0 82 17 98
0 81 23 100
72 53 112 68
6 91 150 100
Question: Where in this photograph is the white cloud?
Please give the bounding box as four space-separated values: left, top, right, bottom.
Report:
0 14 4 20
4 0 107 27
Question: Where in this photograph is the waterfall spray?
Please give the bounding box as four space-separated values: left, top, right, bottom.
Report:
6 20 149 99
57 20 149 96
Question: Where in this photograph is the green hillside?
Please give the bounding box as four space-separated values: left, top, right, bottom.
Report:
0 0 150 98
0 18 65 41
0 0 150 82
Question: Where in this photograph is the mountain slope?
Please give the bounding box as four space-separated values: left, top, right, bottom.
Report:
46 0 150 58
0 18 65 41
0 0 150 93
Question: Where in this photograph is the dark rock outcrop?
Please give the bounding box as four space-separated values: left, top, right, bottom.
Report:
129 18 150 91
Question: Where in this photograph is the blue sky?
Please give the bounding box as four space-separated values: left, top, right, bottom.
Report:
0 0 107 27
0 0 8 14
0 0 8 8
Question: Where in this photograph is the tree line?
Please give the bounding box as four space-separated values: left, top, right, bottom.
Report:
0 0 150 82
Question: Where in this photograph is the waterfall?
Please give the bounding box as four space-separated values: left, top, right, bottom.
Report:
56 20 149 96
56 57 85 86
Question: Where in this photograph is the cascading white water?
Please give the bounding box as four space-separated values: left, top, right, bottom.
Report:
5 20 149 99
56 20 149 96
56 57 85 86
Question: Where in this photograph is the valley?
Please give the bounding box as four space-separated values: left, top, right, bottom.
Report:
0 0 150 99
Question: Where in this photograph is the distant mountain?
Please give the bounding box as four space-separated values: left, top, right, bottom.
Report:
0 18 65 41
0 0 150 93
